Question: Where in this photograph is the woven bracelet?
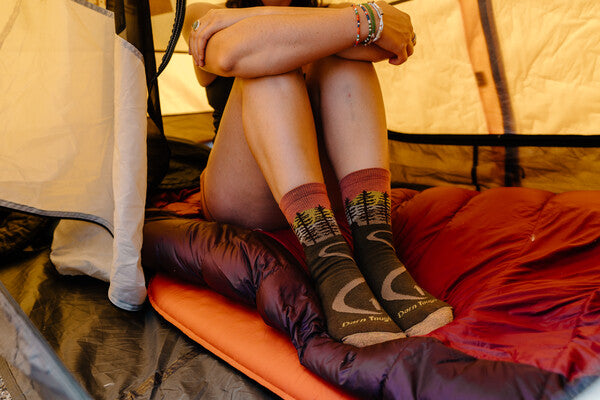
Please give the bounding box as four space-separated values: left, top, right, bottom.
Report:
351 5 361 47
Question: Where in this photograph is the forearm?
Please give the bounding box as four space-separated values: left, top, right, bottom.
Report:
202 7 364 78
193 1 416 77
335 44 395 62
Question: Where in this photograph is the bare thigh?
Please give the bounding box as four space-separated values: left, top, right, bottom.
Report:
202 79 286 230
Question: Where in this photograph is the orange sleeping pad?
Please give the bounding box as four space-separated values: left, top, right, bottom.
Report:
148 274 355 400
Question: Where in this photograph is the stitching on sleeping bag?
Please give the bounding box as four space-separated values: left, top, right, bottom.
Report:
510 192 555 260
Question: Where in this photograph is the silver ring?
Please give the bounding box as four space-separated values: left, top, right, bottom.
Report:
192 20 200 31
411 33 417 46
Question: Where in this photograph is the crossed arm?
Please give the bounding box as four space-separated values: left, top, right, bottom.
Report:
183 2 415 84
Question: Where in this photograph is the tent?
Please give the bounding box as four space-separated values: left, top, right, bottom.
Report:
1 0 599 398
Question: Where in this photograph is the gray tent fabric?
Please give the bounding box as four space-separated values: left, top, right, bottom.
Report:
0 281 91 400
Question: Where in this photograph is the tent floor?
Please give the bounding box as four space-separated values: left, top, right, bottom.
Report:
0 375 10 400
0 249 280 400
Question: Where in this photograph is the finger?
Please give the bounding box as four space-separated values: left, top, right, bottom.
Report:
199 20 224 67
195 36 205 67
194 36 204 66
193 20 210 66
189 35 199 66
195 19 217 67
190 31 203 66
189 27 199 64
189 20 199 57
196 26 209 67
399 47 408 63
389 48 408 65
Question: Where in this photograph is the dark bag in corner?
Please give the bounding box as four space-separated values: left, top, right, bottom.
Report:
0 209 56 260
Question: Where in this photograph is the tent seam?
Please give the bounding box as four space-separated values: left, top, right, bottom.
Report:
511 192 555 260
70 0 113 18
0 200 114 235
0 0 21 52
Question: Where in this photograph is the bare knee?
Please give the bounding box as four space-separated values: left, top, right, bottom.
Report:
306 56 376 86
239 69 306 95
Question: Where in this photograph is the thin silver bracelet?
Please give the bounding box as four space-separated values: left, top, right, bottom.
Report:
370 2 384 42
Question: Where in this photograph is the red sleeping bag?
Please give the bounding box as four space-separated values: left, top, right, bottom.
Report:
142 187 600 399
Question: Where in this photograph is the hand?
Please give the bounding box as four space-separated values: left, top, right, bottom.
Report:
373 1 415 65
188 8 250 67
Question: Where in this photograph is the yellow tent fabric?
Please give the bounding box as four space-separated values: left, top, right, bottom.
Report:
0 0 147 310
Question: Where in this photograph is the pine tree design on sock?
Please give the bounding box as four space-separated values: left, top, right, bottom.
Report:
344 190 391 226
292 205 404 347
346 190 453 336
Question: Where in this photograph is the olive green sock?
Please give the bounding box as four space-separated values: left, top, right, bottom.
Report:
345 190 453 336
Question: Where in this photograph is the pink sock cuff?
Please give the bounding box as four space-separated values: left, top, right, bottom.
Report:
279 182 331 224
339 168 391 201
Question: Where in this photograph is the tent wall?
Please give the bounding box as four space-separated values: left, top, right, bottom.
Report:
151 0 215 115
380 0 600 192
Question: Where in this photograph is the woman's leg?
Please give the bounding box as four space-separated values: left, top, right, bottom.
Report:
305 57 389 177
201 78 287 231
307 56 453 336
203 70 403 346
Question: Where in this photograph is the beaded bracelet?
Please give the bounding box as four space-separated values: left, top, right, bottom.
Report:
363 3 377 44
351 5 361 47
370 2 384 42
358 4 375 45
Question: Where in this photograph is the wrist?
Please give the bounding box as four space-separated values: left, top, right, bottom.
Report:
347 4 371 47
348 3 383 47
357 4 371 44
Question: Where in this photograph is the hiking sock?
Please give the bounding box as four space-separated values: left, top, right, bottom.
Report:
280 182 405 346
340 168 453 336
